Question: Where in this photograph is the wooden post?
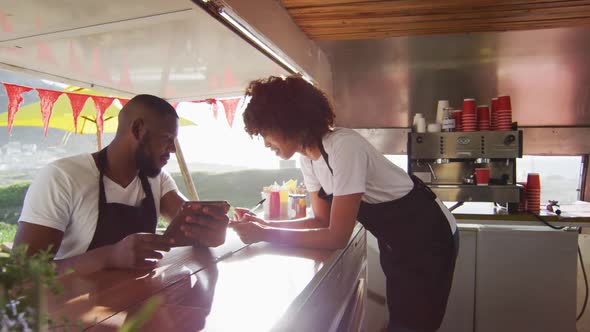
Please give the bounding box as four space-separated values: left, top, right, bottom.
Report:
96 131 102 151
174 138 199 200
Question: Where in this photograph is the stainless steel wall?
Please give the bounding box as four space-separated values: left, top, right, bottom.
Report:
319 26 590 129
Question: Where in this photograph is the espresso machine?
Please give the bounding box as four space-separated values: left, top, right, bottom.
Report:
407 131 523 211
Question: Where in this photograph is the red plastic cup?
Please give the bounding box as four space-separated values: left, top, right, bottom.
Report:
453 110 463 131
477 105 490 119
475 168 490 185
498 95 512 111
526 173 541 191
463 98 476 113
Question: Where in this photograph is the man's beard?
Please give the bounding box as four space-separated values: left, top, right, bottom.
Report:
136 137 161 178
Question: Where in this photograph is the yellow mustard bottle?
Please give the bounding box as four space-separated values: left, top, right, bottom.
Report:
279 181 289 219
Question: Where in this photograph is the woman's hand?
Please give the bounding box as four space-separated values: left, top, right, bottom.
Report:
231 220 269 244
231 213 267 225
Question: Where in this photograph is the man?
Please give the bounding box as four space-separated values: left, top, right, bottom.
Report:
13 94 228 274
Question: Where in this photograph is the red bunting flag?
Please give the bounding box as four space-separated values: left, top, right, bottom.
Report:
219 98 241 128
211 101 218 120
90 96 115 134
193 98 218 119
171 102 179 109
66 93 90 134
2 83 32 133
118 98 130 107
36 89 63 136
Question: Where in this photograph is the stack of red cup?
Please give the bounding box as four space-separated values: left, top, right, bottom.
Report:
517 182 527 212
526 173 541 214
477 105 490 131
496 95 513 131
453 110 463 131
461 98 477 132
491 98 499 130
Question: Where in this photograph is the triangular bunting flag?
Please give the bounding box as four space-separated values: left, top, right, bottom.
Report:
118 98 130 107
65 93 90 134
171 102 179 109
219 98 241 128
36 89 63 136
2 83 33 133
90 96 115 134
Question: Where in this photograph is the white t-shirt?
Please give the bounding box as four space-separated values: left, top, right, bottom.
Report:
300 128 456 233
19 153 178 259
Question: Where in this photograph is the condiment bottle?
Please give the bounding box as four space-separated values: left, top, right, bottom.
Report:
269 182 280 220
279 181 289 219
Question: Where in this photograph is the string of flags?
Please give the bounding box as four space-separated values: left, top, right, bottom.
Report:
1 82 242 136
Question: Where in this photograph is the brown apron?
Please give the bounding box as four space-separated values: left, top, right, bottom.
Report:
87 148 157 251
313 142 457 332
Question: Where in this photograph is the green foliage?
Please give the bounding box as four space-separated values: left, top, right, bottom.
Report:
0 244 63 331
0 182 30 208
0 182 30 225
0 222 17 245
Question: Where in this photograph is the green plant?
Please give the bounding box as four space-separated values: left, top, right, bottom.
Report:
0 245 64 331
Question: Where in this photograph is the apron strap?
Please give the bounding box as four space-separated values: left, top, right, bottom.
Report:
310 139 334 175
97 148 109 216
318 140 333 175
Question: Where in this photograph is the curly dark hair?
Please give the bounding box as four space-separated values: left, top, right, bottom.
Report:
242 75 335 149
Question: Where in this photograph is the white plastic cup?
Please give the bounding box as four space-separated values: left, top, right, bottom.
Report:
416 117 426 133
436 100 450 124
413 113 424 126
427 123 441 133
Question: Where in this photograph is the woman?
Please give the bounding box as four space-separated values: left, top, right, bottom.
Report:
233 75 459 332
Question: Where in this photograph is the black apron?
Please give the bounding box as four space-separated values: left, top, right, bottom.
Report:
313 142 457 332
87 148 158 250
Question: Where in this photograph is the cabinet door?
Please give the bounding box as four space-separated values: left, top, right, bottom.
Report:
439 229 477 332
475 227 578 332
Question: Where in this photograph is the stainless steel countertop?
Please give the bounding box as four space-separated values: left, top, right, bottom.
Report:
447 201 590 227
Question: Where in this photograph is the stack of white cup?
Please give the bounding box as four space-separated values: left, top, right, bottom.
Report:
413 113 426 133
436 100 449 125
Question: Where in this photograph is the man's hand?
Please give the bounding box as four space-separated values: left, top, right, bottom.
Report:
106 233 174 270
180 205 229 247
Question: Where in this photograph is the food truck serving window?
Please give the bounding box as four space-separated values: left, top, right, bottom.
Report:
516 155 583 204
